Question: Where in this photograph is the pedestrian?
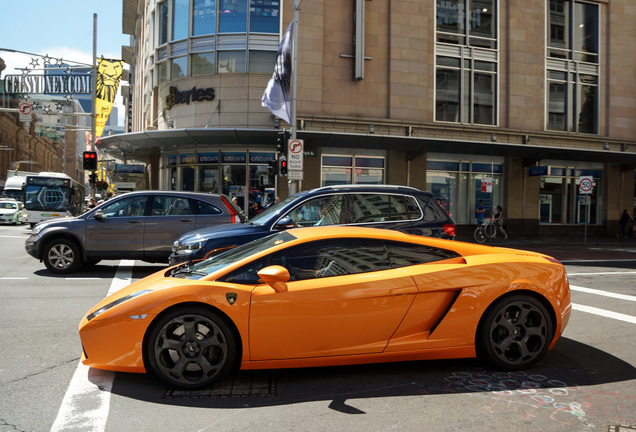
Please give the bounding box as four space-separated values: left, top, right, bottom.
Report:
616 209 633 238
475 200 486 226
86 197 96 210
493 205 508 240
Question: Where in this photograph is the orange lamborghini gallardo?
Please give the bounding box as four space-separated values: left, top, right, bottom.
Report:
79 227 571 389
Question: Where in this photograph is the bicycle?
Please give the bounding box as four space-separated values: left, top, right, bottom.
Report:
474 220 497 244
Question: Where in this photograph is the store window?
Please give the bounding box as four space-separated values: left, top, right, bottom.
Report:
546 0 599 134
321 155 385 186
426 160 503 225
538 166 602 225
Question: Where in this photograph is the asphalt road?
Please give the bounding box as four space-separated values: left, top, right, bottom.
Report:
1 223 635 432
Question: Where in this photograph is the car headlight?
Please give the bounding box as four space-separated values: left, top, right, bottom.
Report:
172 240 204 255
86 289 153 321
31 224 46 235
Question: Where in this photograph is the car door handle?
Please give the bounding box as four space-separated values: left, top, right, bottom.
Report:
390 287 418 296
129 219 143 223
179 218 193 222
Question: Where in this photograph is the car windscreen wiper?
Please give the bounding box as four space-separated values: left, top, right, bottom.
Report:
170 263 207 278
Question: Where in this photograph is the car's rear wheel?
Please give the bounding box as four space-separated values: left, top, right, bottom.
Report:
43 238 83 274
146 306 238 389
477 294 553 370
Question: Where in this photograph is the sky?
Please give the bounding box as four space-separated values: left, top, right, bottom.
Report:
0 0 130 125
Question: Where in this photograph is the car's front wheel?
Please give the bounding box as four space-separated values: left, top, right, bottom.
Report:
146 306 238 389
43 238 83 274
477 294 553 370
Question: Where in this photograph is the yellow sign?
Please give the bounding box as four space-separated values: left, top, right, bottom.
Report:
95 58 124 139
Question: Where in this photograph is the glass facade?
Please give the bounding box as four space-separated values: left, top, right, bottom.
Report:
152 0 280 82
435 1 498 125
321 155 386 186
546 0 599 134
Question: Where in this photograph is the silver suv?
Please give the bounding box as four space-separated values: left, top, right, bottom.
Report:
25 190 245 274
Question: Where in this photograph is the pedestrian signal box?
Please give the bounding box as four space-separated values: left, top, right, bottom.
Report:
83 151 98 170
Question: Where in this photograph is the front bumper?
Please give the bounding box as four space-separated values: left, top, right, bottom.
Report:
24 234 42 259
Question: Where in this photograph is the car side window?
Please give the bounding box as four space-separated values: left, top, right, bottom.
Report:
149 196 194 216
286 195 344 227
349 194 416 223
270 239 390 281
386 241 461 267
195 200 223 215
101 195 149 217
422 198 448 223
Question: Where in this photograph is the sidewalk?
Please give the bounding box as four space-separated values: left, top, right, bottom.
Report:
455 234 636 262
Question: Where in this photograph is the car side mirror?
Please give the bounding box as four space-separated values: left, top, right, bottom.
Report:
93 209 104 221
274 216 297 231
257 265 290 293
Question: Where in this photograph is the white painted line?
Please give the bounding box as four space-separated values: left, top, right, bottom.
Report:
572 303 636 324
570 285 636 302
568 271 636 276
0 277 28 280
0 235 27 239
67 278 103 280
562 259 636 263
50 260 134 432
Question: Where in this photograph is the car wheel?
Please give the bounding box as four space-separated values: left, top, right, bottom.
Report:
477 294 553 370
146 306 238 389
43 238 83 274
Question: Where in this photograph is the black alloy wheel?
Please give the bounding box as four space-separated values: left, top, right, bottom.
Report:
478 294 554 370
146 307 238 389
43 238 83 274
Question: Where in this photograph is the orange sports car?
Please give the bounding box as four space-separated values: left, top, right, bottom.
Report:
79 226 571 389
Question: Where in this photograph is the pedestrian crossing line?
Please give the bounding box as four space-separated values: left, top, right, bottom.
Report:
570 285 636 302
0 277 28 280
572 303 636 324
568 271 636 276
50 260 134 432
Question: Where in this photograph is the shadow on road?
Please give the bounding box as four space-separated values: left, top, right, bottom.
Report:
106 337 636 411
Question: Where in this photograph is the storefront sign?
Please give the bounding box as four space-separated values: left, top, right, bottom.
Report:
115 164 145 174
249 152 276 164
168 155 178 166
180 153 196 165
165 86 215 110
222 152 246 164
528 166 548 176
481 177 493 193
198 152 219 164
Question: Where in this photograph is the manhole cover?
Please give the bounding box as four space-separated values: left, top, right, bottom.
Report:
164 371 276 399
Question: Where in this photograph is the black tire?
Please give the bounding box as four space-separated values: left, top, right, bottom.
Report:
146 306 238 389
477 294 553 370
43 238 83 274
84 259 101 266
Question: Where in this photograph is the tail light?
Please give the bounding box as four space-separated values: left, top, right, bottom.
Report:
443 223 456 238
221 196 239 223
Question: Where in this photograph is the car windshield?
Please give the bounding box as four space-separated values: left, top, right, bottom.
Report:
0 202 17 209
247 194 301 225
173 231 298 279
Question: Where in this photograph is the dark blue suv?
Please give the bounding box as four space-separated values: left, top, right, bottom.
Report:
169 185 455 265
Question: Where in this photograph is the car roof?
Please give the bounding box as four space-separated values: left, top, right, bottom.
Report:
113 190 225 199
304 184 430 195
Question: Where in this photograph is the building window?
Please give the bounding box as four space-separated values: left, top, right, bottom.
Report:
435 1 498 125
191 52 216 75
218 51 246 73
171 56 188 79
321 155 385 186
546 0 599 134
193 0 216 36
250 0 280 33
538 166 602 224
158 1 169 46
219 0 247 33
172 0 190 41
436 0 497 49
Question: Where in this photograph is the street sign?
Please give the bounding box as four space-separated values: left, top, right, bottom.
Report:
579 176 593 194
287 170 303 180
287 139 304 172
18 102 32 115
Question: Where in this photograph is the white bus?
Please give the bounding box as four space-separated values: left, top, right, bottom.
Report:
22 172 85 227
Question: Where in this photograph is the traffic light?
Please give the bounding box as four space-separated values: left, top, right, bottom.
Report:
279 156 288 176
268 159 278 175
83 151 98 170
276 129 288 153
89 172 97 185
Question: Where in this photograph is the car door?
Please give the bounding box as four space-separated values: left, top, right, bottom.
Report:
346 193 415 234
143 195 198 260
85 194 149 259
248 239 419 361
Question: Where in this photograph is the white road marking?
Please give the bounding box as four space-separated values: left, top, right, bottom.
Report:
50 260 134 432
572 303 636 324
568 271 636 276
0 235 27 239
0 277 28 280
570 285 636 302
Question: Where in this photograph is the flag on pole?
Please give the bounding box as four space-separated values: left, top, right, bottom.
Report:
262 21 294 125
95 58 124 139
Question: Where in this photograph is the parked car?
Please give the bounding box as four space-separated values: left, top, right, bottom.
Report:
25 190 245 274
170 185 455 265
0 199 23 225
79 226 571 389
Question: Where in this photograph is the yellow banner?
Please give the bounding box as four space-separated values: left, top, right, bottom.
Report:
95 58 124 139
